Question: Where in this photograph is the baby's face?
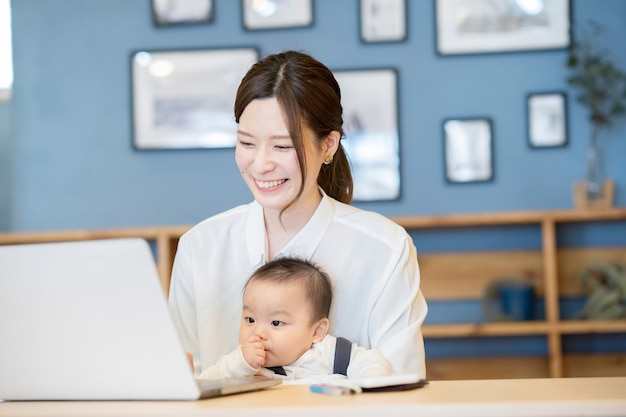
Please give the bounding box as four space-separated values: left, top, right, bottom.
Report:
239 281 323 367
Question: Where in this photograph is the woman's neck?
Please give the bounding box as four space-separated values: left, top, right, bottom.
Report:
263 191 322 260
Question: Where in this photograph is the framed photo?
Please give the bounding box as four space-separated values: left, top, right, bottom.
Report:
435 0 571 55
131 47 258 150
443 118 493 183
527 92 568 148
333 68 400 201
242 0 313 30
360 0 407 43
152 0 213 26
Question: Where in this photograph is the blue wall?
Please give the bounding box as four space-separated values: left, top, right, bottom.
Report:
0 103 11 230
4 0 626 232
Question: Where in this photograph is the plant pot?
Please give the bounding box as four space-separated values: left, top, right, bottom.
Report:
572 129 614 210
573 179 614 209
585 133 604 200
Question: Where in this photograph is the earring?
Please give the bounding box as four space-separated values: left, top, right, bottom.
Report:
324 155 333 165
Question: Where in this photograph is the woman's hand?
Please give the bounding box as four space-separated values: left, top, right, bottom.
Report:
241 335 266 370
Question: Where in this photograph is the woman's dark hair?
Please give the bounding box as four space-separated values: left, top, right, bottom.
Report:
234 50 353 205
244 257 332 323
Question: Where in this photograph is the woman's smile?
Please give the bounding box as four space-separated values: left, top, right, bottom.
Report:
255 178 288 190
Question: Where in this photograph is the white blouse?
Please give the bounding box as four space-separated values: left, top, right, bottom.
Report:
168 193 428 378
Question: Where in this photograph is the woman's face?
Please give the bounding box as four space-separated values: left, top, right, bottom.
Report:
235 98 327 214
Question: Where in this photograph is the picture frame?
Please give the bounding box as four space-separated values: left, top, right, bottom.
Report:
443 118 494 183
242 0 313 30
333 68 401 201
435 0 571 55
131 47 258 150
360 0 407 43
152 0 214 27
527 91 568 148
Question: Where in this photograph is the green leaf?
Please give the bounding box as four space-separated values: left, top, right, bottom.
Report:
566 21 626 130
567 54 578 67
612 103 625 115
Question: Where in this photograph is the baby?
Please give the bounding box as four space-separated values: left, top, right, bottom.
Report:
198 257 392 379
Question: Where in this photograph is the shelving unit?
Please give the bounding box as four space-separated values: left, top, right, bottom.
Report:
399 209 626 380
2 208 625 380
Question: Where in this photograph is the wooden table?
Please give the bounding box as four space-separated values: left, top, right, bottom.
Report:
1 377 625 417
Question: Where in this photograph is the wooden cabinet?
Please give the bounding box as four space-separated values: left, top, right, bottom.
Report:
394 209 626 380
2 209 625 380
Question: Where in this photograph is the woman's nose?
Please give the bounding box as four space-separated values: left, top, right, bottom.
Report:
253 147 275 172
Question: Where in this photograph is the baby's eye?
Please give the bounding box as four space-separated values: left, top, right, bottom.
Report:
244 317 255 324
271 320 283 327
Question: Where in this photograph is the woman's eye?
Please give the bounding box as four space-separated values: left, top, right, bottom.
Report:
275 144 293 151
271 320 283 327
245 317 255 324
238 139 254 147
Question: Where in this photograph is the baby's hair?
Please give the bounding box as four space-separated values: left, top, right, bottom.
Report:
244 258 332 323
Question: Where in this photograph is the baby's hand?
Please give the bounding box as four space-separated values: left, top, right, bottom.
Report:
241 335 265 370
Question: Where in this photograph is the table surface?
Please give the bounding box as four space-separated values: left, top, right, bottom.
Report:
1 377 625 417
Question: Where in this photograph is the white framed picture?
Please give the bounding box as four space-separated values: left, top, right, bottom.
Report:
436 0 571 55
334 68 401 201
527 92 568 148
443 118 494 183
131 47 258 150
152 0 213 26
360 0 407 43
242 0 313 30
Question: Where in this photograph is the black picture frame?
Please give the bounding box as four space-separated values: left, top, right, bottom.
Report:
527 91 568 148
241 0 313 31
130 47 258 150
435 0 571 56
152 0 214 27
359 0 407 43
333 68 401 201
443 117 494 184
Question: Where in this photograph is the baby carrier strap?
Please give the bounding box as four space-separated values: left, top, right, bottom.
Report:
333 336 353 376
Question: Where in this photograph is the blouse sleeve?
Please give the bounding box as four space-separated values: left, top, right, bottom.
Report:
346 344 393 378
368 235 428 378
168 235 202 376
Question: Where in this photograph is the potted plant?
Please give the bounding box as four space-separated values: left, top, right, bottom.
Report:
566 20 626 207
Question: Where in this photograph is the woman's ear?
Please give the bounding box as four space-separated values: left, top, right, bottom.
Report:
324 131 341 158
312 318 330 343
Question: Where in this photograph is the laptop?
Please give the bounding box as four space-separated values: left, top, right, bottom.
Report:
0 238 281 401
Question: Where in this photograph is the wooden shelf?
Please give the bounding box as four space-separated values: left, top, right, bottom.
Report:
423 322 552 338
0 225 190 244
0 225 190 293
427 353 626 380
2 208 625 380
422 320 626 338
558 320 626 334
391 207 626 229
393 207 626 380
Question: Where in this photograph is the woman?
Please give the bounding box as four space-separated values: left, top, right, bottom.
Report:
168 50 427 378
